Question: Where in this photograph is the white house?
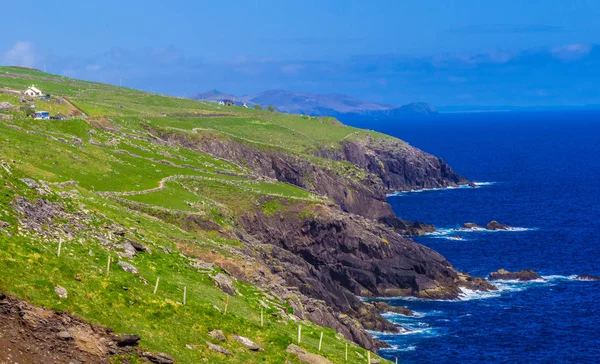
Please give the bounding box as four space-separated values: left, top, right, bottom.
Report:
242 102 248 108
23 85 43 97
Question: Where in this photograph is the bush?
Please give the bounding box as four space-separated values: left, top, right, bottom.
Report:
267 105 275 112
253 104 263 110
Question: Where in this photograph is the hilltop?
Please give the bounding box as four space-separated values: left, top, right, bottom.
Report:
0 66 490 363
192 89 436 119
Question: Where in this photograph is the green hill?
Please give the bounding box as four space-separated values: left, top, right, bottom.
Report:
0 66 484 363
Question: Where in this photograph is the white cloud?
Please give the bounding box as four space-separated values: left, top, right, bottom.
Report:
551 44 591 61
1 41 38 67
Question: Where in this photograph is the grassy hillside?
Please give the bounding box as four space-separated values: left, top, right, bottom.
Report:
0 67 393 363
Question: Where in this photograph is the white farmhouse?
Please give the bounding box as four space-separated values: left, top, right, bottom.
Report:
23 85 44 97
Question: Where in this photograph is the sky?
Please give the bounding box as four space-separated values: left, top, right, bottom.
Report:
2 0 600 108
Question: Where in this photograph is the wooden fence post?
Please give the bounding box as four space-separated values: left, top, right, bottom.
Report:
224 296 229 315
345 343 348 361
367 351 371 363
183 286 187 305
57 238 62 257
105 255 111 277
153 277 160 294
260 307 264 327
297 325 302 344
318 331 323 351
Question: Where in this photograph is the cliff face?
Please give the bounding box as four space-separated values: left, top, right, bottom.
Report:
319 137 467 192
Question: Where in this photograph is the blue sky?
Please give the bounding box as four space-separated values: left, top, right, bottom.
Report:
2 0 600 108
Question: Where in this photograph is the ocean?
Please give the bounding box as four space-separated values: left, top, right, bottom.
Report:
347 111 600 363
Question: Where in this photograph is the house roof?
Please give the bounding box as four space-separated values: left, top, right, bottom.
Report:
26 85 43 94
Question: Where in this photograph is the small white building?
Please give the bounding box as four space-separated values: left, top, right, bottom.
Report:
23 85 44 97
242 102 248 108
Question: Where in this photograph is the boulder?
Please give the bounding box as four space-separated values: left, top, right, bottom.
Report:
211 273 235 296
576 274 600 281
113 334 140 347
142 352 174 364
116 243 137 258
231 335 263 351
206 342 232 356
489 269 542 281
117 261 138 274
486 220 511 230
208 329 226 342
54 286 68 299
286 344 333 364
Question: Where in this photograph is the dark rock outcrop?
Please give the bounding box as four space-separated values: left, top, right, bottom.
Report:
238 201 496 349
486 220 511 230
371 301 414 317
576 274 600 281
489 269 542 281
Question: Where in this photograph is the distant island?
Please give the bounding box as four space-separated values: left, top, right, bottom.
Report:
192 89 437 120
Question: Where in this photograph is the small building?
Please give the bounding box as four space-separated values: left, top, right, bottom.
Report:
23 85 44 97
221 99 234 106
32 111 50 120
242 102 248 108
218 100 225 105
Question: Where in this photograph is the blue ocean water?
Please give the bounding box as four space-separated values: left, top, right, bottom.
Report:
348 111 600 363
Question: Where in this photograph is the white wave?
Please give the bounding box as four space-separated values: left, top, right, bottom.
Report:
387 182 496 196
457 287 502 301
379 344 417 352
424 226 537 237
541 274 578 281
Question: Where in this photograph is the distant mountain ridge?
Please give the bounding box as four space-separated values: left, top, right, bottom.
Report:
191 89 436 119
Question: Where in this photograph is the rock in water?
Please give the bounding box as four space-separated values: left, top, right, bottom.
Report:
54 286 68 298
489 269 542 281
231 335 263 351
286 344 333 364
211 273 235 296
576 274 600 281
486 220 511 230
117 261 138 274
461 222 483 230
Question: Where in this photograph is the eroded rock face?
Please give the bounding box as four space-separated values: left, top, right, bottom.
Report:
489 269 542 281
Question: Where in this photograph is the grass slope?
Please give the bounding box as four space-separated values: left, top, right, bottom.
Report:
0 66 392 363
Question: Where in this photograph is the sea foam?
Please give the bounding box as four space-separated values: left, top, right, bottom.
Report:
387 181 496 197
